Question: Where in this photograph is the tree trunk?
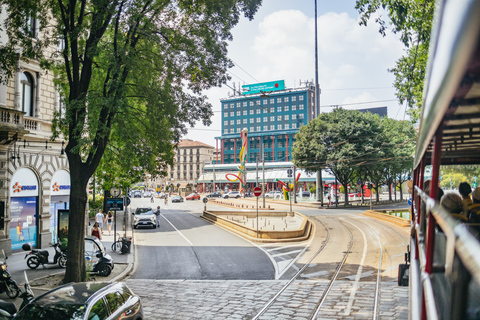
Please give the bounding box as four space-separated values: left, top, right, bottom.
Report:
388 180 392 201
375 185 380 202
64 161 88 283
343 183 349 206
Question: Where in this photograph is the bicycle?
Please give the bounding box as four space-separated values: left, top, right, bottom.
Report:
111 234 124 252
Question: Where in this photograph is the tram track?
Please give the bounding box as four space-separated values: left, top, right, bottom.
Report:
251 214 396 320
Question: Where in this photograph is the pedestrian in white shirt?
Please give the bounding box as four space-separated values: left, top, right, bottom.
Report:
95 209 105 235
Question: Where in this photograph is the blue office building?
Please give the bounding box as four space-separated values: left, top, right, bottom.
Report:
215 81 316 164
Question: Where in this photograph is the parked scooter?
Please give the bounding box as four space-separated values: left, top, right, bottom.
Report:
22 240 67 269
0 272 34 318
0 251 19 298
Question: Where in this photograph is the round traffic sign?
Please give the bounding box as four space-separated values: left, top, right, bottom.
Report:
203 197 208 203
253 186 262 197
110 187 121 197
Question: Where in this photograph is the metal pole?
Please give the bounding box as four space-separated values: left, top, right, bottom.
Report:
370 186 372 211
314 0 323 207
256 195 259 238
294 165 297 204
114 209 117 245
262 154 265 208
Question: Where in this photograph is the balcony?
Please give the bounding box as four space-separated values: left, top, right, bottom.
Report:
0 106 28 144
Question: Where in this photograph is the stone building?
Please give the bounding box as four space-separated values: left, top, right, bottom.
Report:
0 13 68 254
163 139 214 194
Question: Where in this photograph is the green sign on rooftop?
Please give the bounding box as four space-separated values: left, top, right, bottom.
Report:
242 80 285 95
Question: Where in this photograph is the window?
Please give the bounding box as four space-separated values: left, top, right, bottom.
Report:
230 128 234 133
236 111 241 116
250 110 254 115
256 118 261 123
249 118 254 123
20 72 34 117
284 115 289 120
230 112 234 117
257 126 260 131
250 101 254 106
299 114 304 119
25 15 36 37
236 128 241 133
270 125 275 130
105 292 124 315
277 107 282 112
292 123 297 128
264 126 268 131
292 105 297 111
250 127 255 132
286 124 290 129
278 124 283 130
277 98 281 103
270 116 274 121
224 129 228 133
237 119 241 124
299 104 304 110
270 107 274 112
88 299 109 320
243 102 247 107
190 165 193 170
224 104 228 109
243 119 247 124
284 97 289 102
224 112 228 117
292 96 296 102
224 121 228 125
299 96 304 101
284 106 289 112
243 110 247 115
270 99 274 104
263 99 268 104
236 103 240 107
263 117 268 122
230 120 234 125
256 109 261 114
292 114 297 120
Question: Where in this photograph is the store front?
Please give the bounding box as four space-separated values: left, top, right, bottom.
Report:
9 168 38 251
50 170 70 244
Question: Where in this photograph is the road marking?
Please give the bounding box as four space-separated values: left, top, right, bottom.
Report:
271 249 303 258
262 243 306 252
301 270 329 278
161 214 193 246
343 271 374 280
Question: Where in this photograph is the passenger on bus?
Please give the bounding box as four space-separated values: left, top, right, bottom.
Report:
459 182 472 216
440 193 467 222
468 187 480 223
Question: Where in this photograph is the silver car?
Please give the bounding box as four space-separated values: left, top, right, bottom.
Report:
133 207 157 229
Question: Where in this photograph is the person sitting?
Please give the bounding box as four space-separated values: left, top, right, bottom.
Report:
440 192 467 222
459 182 472 216
468 187 480 223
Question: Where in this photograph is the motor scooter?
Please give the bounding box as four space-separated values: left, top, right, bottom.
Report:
0 251 19 299
22 240 67 269
0 271 34 319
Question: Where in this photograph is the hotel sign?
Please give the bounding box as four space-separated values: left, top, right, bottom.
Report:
242 80 285 95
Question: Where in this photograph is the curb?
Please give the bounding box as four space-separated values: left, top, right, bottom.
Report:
362 209 410 227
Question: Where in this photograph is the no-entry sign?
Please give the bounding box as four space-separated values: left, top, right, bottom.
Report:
253 186 262 197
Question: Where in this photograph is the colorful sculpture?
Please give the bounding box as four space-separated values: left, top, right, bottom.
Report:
276 173 301 200
225 128 248 193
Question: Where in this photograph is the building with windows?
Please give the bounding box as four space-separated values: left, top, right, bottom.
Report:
215 81 316 164
162 139 214 193
0 14 69 254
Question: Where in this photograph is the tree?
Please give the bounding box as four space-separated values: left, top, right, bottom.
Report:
355 0 435 122
0 0 262 282
292 108 384 206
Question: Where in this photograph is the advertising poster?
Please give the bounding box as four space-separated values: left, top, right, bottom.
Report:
58 209 69 250
10 197 37 250
50 203 67 244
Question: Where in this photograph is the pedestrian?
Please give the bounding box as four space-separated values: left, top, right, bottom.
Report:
92 222 101 240
164 195 168 205
459 182 472 216
106 211 113 236
95 209 105 235
155 206 161 227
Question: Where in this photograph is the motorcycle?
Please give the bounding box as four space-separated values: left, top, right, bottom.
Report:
0 272 34 318
22 240 67 269
0 251 19 299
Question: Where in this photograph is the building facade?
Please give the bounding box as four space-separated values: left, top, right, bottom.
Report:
162 139 214 193
0 13 69 254
215 83 316 164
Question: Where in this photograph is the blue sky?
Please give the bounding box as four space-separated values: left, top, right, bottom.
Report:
184 0 406 146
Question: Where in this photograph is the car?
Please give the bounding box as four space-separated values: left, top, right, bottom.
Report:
171 195 184 203
132 190 142 198
84 236 114 276
13 281 143 320
265 191 283 199
297 191 311 198
186 193 200 200
206 192 222 198
143 190 152 198
222 191 241 199
133 207 157 229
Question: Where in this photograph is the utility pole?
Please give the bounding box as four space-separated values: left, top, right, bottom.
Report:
315 0 323 207
262 156 265 208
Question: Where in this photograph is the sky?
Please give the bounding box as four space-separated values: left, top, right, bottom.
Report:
184 0 407 147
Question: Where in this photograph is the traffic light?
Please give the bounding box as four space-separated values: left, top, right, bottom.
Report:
263 184 267 191
287 168 293 178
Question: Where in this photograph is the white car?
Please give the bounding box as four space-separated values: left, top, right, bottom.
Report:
222 191 241 199
143 190 152 198
133 207 157 229
265 191 283 199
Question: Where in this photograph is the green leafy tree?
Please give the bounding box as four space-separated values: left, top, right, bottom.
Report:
0 0 262 282
355 0 435 121
292 108 384 206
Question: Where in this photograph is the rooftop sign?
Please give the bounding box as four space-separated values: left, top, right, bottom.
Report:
242 80 285 95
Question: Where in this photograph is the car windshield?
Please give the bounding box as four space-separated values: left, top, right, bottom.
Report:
15 303 87 319
135 208 152 215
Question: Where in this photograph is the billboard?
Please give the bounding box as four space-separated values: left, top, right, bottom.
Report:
242 80 285 95
10 197 37 250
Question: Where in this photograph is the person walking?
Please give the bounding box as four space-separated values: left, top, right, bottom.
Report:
155 206 161 227
95 209 105 235
92 222 101 240
106 211 113 236
164 195 168 205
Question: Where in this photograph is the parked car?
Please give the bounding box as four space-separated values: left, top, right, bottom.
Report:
222 191 241 199
13 281 143 320
171 195 184 203
133 207 157 229
132 190 142 198
143 190 152 198
206 192 222 198
265 191 283 199
297 191 311 198
84 236 114 276
186 193 200 200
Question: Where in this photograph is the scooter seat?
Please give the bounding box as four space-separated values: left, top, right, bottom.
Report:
0 299 17 315
38 250 49 258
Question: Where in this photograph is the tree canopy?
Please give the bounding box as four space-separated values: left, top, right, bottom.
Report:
0 0 262 282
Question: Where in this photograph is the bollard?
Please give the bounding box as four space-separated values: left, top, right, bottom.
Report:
273 225 275 230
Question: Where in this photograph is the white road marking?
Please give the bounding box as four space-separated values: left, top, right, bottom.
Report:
271 249 303 258
343 271 374 280
160 214 193 246
301 270 329 278
263 243 306 252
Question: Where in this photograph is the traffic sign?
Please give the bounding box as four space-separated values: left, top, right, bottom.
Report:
253 186 262 197
203 197 208 203
110 187 121 197
124 197 131 207
107 197 124 211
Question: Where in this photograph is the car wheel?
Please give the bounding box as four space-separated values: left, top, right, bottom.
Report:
6 283 20 298
133 225 137 229
27 256 40 269
153 225 156 229
98 264 112 277
224 196 229 199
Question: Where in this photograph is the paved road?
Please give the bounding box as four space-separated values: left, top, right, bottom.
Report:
130 197 275 280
